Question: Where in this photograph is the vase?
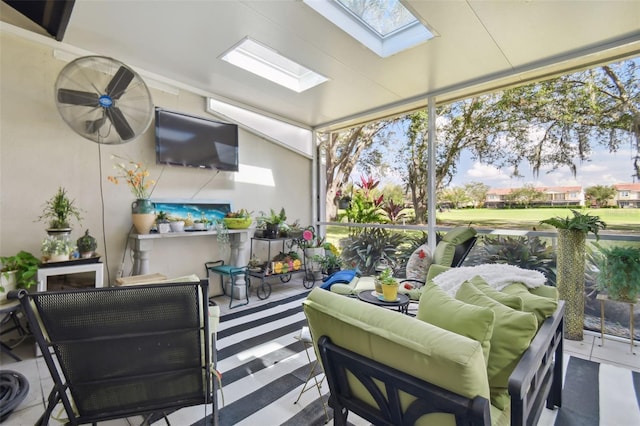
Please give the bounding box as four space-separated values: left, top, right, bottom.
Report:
557 229 586 341
131 199 156 235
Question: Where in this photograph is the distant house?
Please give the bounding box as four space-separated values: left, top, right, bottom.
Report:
612 183 640 208
537 186 584 207
485 186 584 208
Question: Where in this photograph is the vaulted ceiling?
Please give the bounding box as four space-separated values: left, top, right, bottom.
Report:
2 0 640 132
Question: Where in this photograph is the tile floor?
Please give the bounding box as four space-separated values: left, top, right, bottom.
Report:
1 276 638 425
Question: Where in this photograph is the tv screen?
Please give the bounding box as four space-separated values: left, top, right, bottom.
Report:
155 108 239 172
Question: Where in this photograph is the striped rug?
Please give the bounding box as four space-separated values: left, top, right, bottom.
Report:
193 290 337 426
193 291 640 426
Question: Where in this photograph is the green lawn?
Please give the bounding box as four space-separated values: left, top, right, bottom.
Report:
436 208 639 232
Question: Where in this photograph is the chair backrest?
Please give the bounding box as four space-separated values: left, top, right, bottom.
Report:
12 281 212 424
452 235 477 267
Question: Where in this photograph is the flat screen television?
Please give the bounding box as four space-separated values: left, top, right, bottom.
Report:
155 108 239 172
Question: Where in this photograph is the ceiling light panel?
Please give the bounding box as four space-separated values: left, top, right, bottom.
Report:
221 37 328 93
304 0 434 57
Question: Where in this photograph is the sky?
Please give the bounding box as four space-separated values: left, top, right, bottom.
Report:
450 144 637 190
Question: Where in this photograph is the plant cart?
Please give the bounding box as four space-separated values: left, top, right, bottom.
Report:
248 236 311 300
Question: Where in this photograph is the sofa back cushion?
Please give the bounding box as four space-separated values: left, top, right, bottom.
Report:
303 288 491 422
501 283 558 326
469 276 523 310
456 281 537 410
417 282 495 365
433 241 456 266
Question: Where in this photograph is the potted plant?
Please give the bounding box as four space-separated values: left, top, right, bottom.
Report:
540 209 606 340
76 229 97 258
108 155 157 234
37 187 83 232
156 211 171 234
41 235 75 262
595 244 640 302
257 208 286 238
0 251 39 302
169 216 185 232
293 226 326 279
193 214 211 230
224 209 253 229
315 252 343 276
375 267 399 301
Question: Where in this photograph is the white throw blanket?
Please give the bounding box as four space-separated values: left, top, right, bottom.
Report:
432 264 547 296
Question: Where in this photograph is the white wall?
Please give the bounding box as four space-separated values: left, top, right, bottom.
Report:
0 31 313 285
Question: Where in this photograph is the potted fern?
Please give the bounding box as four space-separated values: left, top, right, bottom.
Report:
540 209 606 340
595 244 640 302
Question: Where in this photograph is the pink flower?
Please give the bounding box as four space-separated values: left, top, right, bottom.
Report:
302 230 314 241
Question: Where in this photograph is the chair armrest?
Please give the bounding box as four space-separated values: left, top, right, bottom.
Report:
508 301 565 426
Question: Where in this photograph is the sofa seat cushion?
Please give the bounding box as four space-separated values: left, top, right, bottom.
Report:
501 283 558 326
456 281 538 410
303 288 492 423
469 276 523 310
417 282 495 365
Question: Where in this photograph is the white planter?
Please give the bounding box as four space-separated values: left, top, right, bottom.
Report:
304 247 325 280
0 271 17 304
170 221 185 232
157 222 171 234
49 254 70 262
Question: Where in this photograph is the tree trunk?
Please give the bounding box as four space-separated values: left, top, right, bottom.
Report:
557 229 586 340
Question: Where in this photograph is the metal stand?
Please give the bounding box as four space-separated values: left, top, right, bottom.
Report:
597 293 637 354
294 326 328 423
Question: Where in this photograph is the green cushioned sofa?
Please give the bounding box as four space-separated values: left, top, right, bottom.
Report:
303 287 564 426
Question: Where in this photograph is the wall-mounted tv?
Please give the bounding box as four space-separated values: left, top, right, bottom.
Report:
155 108 239 172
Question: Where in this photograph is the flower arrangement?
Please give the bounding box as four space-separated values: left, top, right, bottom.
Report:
107 155 155 199
297 226 325 249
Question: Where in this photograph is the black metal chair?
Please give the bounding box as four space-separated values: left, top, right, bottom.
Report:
9 281 214 425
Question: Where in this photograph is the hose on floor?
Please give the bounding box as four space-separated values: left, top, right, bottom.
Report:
0 370 29 422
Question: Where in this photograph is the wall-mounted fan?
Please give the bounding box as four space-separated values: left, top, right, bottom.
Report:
54 56 153 144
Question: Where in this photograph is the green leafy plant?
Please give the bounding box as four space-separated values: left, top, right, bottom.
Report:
225 209 253 219
156 211 169 223
257 208 287 226
594 244 640 302
0 251 39 290
376 267 396 286
37 187 83 229
76 229 97 254
539 209 606 240
466 235 557 285
341 228 404 275
41 236 75 257
313 252 344 274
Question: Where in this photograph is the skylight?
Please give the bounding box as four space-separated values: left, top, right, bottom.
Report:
304 0 434 57
220 37 329 93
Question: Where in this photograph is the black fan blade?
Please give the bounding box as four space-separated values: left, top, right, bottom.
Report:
105 106 135 140
58 89 99 106
106 66 134 100
85 116 107 134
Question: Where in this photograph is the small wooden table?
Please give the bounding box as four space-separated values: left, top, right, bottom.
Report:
596 293 637 354
357 290 410 314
